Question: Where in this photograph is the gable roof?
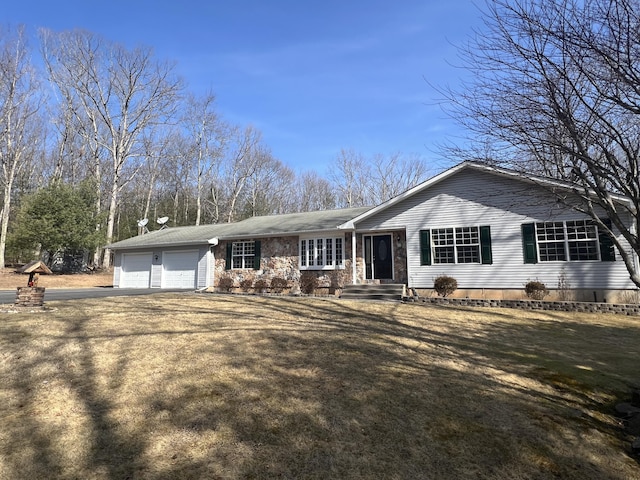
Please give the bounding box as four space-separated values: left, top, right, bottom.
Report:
339 161 635 228
110 161 634 251
108 206 372 250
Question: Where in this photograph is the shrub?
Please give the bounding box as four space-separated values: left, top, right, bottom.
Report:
329 269 346 291
218 276 234 293
254 278 268 294
300 271 319 295
557 270 573 301
434 275 458 297
270 277 288 294
239 278 253 292
525 280 549 300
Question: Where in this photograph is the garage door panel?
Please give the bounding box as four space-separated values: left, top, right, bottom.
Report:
121 253 152 288
162 250 198 288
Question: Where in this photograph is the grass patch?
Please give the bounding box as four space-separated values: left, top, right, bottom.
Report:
1 294 639 479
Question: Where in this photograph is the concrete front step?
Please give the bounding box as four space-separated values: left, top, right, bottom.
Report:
340 284 406 301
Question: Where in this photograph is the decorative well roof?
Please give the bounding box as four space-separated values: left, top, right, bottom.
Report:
17 260 53 275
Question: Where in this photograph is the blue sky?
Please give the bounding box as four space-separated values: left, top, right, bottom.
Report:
3 1 482 175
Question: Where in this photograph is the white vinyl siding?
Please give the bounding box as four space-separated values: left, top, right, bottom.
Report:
355 168 635 290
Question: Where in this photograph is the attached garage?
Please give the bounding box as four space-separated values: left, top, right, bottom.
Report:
120 252 152 288
161 250 199 288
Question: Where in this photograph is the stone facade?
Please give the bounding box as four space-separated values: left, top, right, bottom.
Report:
213 231 409 293
213 235 355 295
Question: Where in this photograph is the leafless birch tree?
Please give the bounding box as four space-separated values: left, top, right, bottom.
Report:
182 91 226 225
215 125 263 223
0 26 42 269
41 29 183 267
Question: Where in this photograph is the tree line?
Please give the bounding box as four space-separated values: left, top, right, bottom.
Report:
0 26 430 269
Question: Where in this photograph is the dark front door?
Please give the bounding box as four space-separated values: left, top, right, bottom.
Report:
365 234 393 280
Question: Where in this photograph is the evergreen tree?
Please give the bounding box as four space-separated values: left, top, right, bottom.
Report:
10 181 104 265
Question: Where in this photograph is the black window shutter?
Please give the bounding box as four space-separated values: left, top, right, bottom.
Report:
254 240 261 270
480 226 493 264
599 219 616 262
420 230 431 265
225 243 232 270
521 223 538 264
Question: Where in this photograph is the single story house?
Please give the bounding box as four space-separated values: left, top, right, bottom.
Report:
109 161 639 301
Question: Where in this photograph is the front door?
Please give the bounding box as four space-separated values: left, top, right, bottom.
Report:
364 234 393 280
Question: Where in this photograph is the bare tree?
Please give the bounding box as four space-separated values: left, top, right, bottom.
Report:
158 134 193 226
297 171 337 212
138 128 176 223
41 29 183 267
0 26 42 268
367 152 429 204
329 148 369 207
445 0 640 286
181 91 226 225
43 52 109 265
329 148 430 207
243 154 296 217
216 125 263 223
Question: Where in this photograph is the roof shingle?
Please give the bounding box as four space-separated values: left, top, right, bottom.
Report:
108 206 372 250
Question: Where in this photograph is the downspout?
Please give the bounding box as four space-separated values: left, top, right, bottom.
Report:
205 237 219 290
351 230 357 285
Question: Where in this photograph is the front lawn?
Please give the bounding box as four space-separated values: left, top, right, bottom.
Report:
1 294 639 479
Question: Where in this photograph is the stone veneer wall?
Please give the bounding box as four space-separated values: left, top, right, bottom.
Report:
418 296 640 316
214 235 355 293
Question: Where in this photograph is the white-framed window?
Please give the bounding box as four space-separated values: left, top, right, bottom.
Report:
232 241 255 269
300 236 344 270
456 226 481 263
536 220 599 261
420 225 492 266
431 226 481 264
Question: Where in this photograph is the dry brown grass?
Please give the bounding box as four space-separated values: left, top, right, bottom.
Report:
0 270 113 289
1 294 639 479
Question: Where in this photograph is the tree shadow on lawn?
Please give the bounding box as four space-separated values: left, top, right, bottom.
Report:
1 307 147 479
1 295 639 479
150 296 640 478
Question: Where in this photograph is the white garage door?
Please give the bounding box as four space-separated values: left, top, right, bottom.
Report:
162 250 198 288
121 252 152 288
